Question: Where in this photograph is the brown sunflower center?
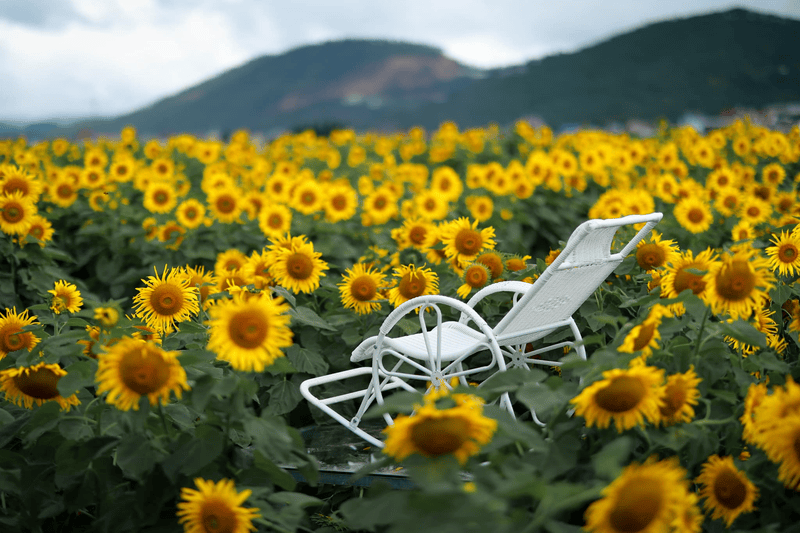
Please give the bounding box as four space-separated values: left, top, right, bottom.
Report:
267 214 283 228
331 194 347 210
636 244 666 270
57 184 73 198
779 244 798 263
30 225 43 238
674 266 706 294
150 284 185 316
595 376 646 413
3 178 28 196
506 258 526 272
229 308 268 349
301 192 316 205
13 367 61 400
632 323 656 351
185 207 198 219
423 199 436 211
200 498 238 533
608 479 662 533
373 196 387 210
753 186 770 201
217 196 235 214
409 226 427 245
465 266 489 288
477 254 503 278
715 260 756 302
659 382 687 418
286 253 313 280
350 276 377 302
455 228 482 255
713 470 747 510
116 165 128 176
119 347 171 395
1 325 25 352
410 415 470 457
687 208 705 224
746 206 761 218
155 191 169 204
3 203 23 223
398 272 426 299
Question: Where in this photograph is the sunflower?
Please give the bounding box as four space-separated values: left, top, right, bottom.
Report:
94 306 120 328
713 186 744 217
740 383 768 445
0 164 43 201
240 249 275 290
21 213 54 247
414 189 450 221
207 186 245 224
206 292 293 372
0 307 40 359
84 147 108 169
392 219 430 254
290 178 324 215
0 362 80 411
635 232 679 271
215 249 249 278
176 198 206 229
109 157 135 183
387 264 439 307
696 455 758 527
505 254 530 273
430 166 463 202
659 248 716 315
465 195 494 222
268 239 328 294
158 221 186 251
150 157 174 179
178 266 218 310
570 365 665 432
731 220 756 242
132 265 200 334
362 186 398 226
762 162 786 187
48 176 79 208
95 337 189 411
618 306 667 360
756 413 800 490
338 263 387 315
701 247 775 320
785 299 800 333
382 391 497 464
438 217 496 267
264 173 294 204
738 197 772 225
658 367 701 426
48 280 83 314
176 477 260 533
766 229 800 277
673 197 713 234
0 191 36 236
584 456 692 533
457 262 491 299
258 203 293 239
323 182 358 222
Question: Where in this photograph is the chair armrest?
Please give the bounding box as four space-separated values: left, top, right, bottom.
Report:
459 281 532 324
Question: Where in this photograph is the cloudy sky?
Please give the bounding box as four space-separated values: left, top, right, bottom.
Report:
1 0 798 123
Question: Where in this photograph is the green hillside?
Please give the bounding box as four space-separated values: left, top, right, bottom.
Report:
404 8 800 128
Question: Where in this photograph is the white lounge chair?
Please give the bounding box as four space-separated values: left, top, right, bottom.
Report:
300 213 663 447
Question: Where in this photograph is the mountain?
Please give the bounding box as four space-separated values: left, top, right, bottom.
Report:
79 40 485 136
404 8 800 129
30 8 800 137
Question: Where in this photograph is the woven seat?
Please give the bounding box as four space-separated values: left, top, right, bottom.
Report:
300 213 663 447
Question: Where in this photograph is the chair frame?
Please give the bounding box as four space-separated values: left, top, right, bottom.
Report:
300 213 663 447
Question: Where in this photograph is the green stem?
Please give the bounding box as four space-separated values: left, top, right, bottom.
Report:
157 402 172 440
692 306 711 360
693 416 736 426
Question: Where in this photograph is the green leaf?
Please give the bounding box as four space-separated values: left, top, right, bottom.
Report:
57 359 98 397
116 433 158 480
252 450 297 491
396 317 421 335
287 346 329 376
290 307 336 331
264 380 303 416
718 319 766 349
263 356 298 375
592 436 632 480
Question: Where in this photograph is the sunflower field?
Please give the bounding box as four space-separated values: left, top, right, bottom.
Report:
0 119 799 533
